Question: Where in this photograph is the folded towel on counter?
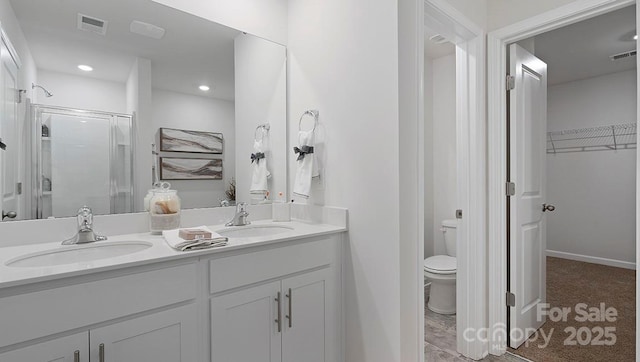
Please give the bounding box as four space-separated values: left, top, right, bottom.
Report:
293 130 319 199
250 139 271 196
163 226 228 251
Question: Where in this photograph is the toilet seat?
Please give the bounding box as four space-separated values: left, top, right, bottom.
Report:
423 255 456 275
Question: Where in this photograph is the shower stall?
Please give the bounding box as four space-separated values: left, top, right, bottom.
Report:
32 105 134 219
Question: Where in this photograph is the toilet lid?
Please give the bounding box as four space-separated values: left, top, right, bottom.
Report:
424 255 456 273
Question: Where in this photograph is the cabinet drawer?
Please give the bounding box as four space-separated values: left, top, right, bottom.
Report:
209 237 335 294
0 263 197 348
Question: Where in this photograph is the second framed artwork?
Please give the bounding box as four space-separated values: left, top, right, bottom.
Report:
159 127 223 154
160 157 223 180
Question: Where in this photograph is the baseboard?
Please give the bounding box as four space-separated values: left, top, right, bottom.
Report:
546 250 636 270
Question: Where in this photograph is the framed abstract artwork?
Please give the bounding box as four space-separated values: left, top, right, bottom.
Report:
159 128 223 154
160 157 223 180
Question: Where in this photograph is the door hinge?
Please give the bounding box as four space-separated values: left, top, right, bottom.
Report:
506 75 515 91
455 209 462 219
506 292 516 307
16 182 22 195
506 182 515 196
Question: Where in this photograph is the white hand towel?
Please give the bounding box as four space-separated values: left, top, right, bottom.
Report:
293 130 319 199
250 139 271 196
163 226 228 251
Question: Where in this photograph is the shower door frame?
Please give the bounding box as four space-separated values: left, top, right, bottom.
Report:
31 104 135 219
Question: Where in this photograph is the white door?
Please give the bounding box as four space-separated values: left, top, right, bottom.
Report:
281 268 333 362
0 34 20 221
90 304 198 362
508 43 548 348
211 281 282 362
0 332 88 362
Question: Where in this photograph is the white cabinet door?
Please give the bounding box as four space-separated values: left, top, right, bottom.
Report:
90 304 198 362
0 332 88 362
281 268 334 362
211 281 282 362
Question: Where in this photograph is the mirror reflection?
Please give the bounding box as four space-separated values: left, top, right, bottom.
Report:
0 0 286 220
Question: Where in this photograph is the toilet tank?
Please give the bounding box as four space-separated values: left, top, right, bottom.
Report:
442 219 457 257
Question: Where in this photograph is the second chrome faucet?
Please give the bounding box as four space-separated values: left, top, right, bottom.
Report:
225 202 250 226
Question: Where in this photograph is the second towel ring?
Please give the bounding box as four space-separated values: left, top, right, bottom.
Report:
299 110 319 132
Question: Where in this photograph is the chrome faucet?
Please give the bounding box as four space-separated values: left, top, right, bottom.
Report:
225 202 250 226
62 206 107 245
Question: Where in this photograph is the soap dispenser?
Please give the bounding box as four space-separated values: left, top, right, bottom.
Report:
272 192 290 222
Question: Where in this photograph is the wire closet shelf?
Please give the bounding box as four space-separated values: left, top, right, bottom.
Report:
547 122 637 154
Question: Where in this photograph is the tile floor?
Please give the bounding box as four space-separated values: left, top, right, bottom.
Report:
425 286 532 362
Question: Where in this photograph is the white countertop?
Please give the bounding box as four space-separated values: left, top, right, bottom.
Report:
0 219 346 289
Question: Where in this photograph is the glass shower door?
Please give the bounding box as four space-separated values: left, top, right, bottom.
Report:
33 106 134 219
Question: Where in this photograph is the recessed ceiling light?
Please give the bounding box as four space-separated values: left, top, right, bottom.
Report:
634 34 638 40
78 64 93 72
199 85 210 91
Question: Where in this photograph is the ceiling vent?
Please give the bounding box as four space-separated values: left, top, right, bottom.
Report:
77 13 108 35
609 50 637 61
130 20 166 40
429 34 449 45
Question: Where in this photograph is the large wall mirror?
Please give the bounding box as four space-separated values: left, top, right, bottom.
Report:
0 0 287 220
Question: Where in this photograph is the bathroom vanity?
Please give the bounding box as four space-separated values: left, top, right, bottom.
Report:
0 217 346 362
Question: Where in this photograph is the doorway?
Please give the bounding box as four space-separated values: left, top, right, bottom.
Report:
506 6 637 361
421 1 487 360
423 25 460 360
488 0 639 358
0 29 21 222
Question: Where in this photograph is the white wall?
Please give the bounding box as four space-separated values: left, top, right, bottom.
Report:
288 0 401 361
445 0 488 29
234 33 287 204
126 58 153 212
547 70 637 266
36 70 127 113
430 54 457 256
424 53 458 258
487 0 577 30
150 0 287 45
152 89 235 209
548 70 637 131
424 57 435 259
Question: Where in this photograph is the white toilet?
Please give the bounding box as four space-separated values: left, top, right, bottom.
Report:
424 219 457 314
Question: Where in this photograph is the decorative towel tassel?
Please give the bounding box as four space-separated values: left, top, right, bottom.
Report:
251 152 265 164
293 145 314 161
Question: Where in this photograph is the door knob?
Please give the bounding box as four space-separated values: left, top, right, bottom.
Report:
542 204 555 212
2 210 16 220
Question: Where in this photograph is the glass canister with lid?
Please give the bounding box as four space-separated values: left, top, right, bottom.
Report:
149 182 181 233
144 182 163 211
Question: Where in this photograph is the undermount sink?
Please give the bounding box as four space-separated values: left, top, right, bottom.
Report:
5 241 153 268
216 225 294 238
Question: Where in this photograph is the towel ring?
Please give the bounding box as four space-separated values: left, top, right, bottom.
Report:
254 123 270 141
298 110 319 133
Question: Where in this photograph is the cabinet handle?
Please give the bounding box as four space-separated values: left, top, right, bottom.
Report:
74 350 80 362
286 288 292 328
275 292 282 333
99 343 105 362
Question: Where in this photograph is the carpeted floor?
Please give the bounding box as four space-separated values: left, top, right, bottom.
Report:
510 257 635 362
